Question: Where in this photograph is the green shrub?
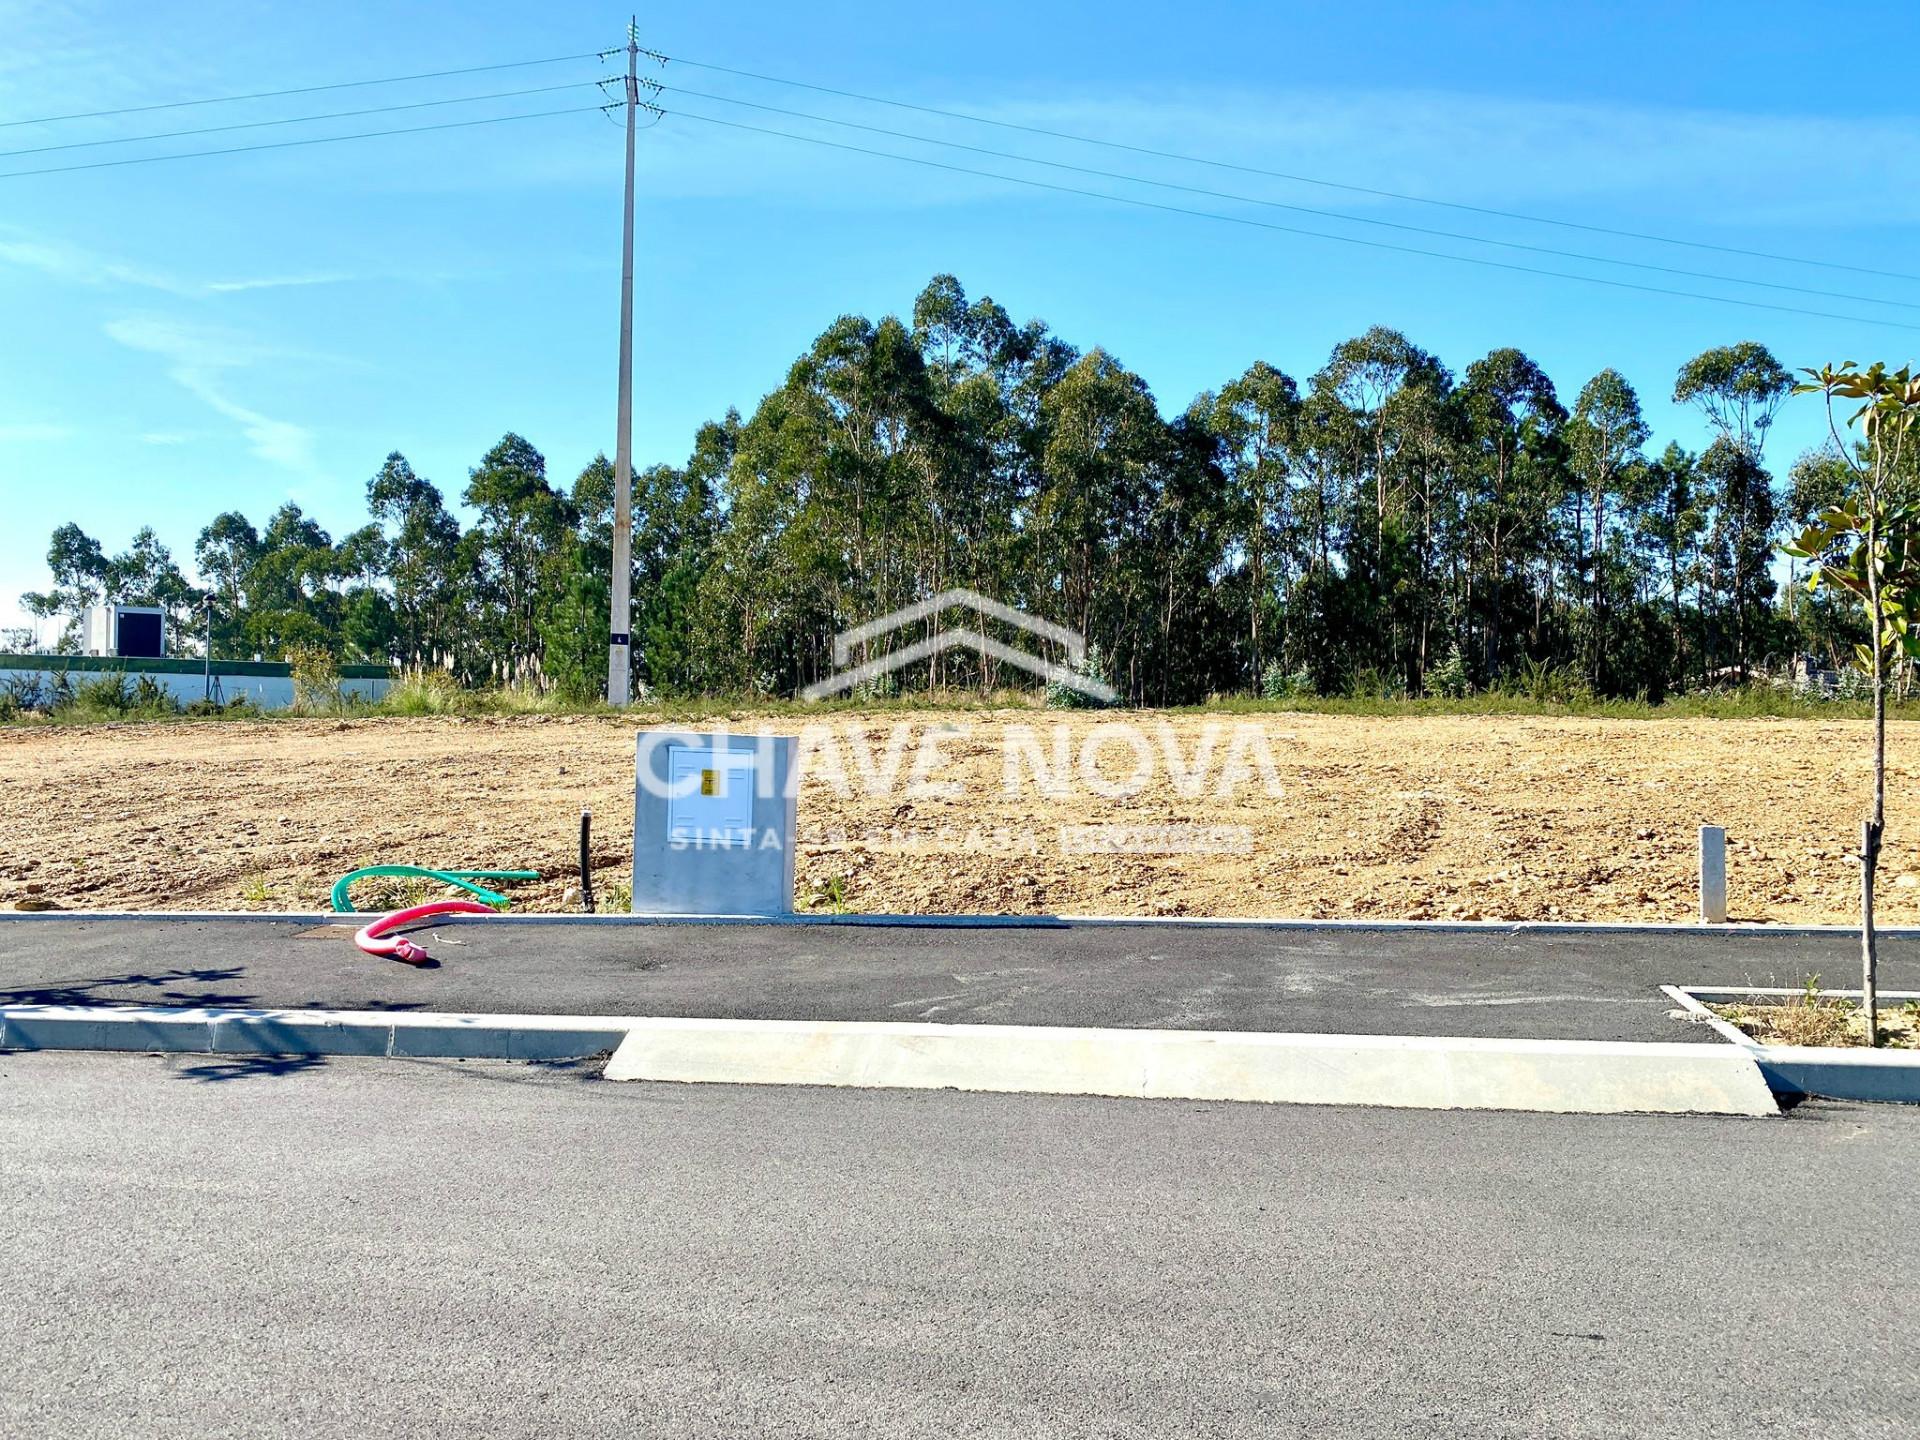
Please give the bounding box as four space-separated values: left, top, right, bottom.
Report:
1429 644 1472 699
1348 665 1409 701
1259 660 1317 700
851 670 901 702
132 675 174 712
185 694 252 718
54 670 182 721
287 645 345 713
1 671 47 714
381 668 469 716
1045 644 1113 709
73 671 135 712
1498 657 1593 707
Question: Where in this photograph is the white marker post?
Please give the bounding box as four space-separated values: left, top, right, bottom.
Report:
1699 825 1728 924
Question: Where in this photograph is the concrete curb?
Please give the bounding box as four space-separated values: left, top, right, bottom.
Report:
1748 1045 1920 1105
5 910 1919 938
602 1017 1781 1117
1665 984 1920 1104
0 1005 629 1063
1 1003 1780 1116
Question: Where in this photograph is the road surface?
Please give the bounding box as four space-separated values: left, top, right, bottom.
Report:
3 1049 1916 1438
5 916 1915 1042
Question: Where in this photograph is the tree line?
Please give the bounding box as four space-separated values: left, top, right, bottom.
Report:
17 274 1903 704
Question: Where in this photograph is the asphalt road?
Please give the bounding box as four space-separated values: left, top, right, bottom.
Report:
3 916 1917 1043
2 1049 1916 1438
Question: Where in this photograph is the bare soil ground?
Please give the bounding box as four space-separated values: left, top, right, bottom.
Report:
3 709 1918 923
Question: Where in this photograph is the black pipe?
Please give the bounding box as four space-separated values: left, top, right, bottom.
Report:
579 807 595 914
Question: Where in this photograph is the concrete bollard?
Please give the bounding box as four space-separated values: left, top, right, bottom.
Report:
1699 825 1728 924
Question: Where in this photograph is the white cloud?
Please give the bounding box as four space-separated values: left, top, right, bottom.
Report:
178 382 314 471
0 231 349 298
104 315 317 473
201 273 350 294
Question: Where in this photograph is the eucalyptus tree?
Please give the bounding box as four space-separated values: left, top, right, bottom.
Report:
1674 342 1792 460
366 452 462 670
1567 369 1651 683
12 275 1867 705
911 276 1035 638
464 434 576 682
240 504 342 656
23 523 112 646
1696 439 1778 677
1460 348 1567 676
194 511 261 653
1318 326 1440 536
631 418 728 694
697 387 819 694
1387 365 1465 680
1784 449 1862 667
1203 360 1302 683
1626 443 1706 687
1784 362 1920 1043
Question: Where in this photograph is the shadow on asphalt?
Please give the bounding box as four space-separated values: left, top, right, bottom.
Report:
0 964 437 1014
0 966 257 1008
170 1054 331 1084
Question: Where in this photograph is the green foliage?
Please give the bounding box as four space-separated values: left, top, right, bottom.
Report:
1497 657 1594 706
52 669 184 721
1259 660 1314 700
538 554 611 704
1347 664 1409 701
1783 495 1920 673
807 873 855 914
287 644 345 713
1779 360 1920 1043
1783 364 1920 678
184 694 253 718
381 668 469 715
3 288 1830 710
1045 644 1112 709
1 671 49 715
1429 644 1472 699
1674 343 1792 454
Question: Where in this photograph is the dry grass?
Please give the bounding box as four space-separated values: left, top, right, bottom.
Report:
1714 988 1920 1049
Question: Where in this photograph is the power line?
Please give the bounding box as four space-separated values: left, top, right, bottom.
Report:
0 104 608 180
0 51 605 130
0 80 604 160
662 108 1920 333
662 84 1920 316
659 53 1920 287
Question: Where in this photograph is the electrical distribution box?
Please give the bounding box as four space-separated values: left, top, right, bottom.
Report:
633 731 797 916
666 745 757 847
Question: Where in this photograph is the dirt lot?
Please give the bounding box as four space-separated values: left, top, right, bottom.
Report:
2 709 1917 923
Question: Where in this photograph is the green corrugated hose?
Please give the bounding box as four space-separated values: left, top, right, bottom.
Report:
329 865 540 914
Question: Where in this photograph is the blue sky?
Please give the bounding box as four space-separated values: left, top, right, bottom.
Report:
3 0 1916 636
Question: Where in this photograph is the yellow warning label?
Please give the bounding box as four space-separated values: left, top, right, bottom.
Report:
700 768 717 797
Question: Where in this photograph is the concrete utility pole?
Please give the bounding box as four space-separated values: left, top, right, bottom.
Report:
606 17 640 707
